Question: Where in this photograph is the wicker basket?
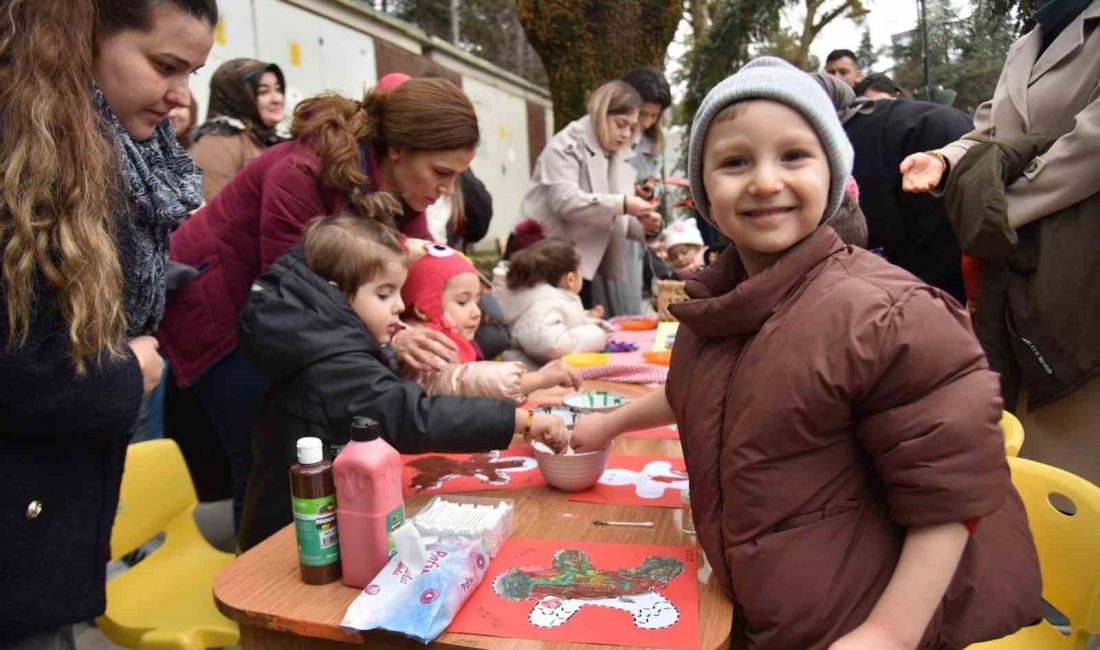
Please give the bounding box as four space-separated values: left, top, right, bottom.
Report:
656 279 688 321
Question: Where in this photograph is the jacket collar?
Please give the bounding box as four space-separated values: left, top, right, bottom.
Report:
1031 0 1100 82
571 115 636 195
671 227 845 338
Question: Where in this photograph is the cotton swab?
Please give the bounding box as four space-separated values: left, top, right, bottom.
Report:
593 520 654 528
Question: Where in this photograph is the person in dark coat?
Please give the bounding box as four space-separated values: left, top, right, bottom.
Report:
813 72 973 303
0 0 214 645
236 214 567 550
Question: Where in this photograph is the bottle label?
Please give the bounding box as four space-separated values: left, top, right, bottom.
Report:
385 504 405 559
292 495 340 567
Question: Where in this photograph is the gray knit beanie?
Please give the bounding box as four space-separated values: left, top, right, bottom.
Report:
687 56 854 226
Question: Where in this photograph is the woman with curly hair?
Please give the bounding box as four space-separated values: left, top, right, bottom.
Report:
0 0 215 645
159 77 482 534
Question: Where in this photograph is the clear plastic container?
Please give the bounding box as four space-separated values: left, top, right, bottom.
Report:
680 488 695 535
412 495 514 557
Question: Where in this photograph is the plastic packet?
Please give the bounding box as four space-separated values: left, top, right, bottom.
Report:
340 538 489 644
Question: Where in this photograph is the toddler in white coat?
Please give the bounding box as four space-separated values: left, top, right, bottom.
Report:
494 239 611 367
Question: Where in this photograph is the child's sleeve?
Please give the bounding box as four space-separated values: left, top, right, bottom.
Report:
514 303 608 362
318 351 516 454
420 361 528 403
851 286 1010 528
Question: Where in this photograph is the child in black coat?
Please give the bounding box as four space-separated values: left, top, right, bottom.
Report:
236 213 568 549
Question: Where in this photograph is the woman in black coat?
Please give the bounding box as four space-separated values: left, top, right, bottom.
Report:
0 0 215 645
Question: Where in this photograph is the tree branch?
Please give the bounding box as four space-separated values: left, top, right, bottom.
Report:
813 0 856 35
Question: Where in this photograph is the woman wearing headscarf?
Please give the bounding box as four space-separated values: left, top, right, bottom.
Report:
813 72 973 302
901 0 1100 485
190 57 286 201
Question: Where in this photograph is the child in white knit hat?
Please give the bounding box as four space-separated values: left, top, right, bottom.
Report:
571 56 1040 649
660 218 705 279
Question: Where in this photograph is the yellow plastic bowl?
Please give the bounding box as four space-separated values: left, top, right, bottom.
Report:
562 352 611 368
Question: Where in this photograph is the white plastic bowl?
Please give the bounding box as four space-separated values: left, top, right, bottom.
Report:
532 404 583 429
531 440 611 492
562 391 630 414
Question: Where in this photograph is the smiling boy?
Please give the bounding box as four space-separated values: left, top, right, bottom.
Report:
571 57 1041 649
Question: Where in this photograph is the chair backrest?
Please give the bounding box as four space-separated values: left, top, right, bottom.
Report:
999 411 1025 457
110 439 199 561
1008 457 1100 643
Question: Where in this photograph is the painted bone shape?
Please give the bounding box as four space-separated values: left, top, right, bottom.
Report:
493 549 684 631
598 460 688 499
528 591 680 629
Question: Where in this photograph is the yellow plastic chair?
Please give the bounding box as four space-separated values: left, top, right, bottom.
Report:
96 439 239 650
968 457 1100 649
1000 411 1026 457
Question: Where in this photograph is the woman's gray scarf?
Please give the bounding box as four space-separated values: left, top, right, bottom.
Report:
96 89 203 336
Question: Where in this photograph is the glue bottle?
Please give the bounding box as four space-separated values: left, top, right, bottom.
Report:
333 416 406 588
290 437 341 584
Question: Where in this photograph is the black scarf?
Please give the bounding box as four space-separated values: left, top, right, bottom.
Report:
97 88 203 336
1034 0 1092 54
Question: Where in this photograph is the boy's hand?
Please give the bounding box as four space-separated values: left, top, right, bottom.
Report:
899 152 945 194
570 413 614 452
827 622 911 650
525 413 570 454
586 305 605 319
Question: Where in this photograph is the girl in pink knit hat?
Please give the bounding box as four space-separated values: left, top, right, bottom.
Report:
401 242 582 401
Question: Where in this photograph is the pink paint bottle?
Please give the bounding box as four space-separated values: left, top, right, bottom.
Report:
333 416 406 588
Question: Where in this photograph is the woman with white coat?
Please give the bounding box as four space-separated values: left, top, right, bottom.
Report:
521 81 661 317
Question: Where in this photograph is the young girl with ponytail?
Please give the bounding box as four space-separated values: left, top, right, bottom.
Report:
494 239 611 366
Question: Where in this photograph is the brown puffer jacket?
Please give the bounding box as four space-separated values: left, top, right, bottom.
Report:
667 227 1041 649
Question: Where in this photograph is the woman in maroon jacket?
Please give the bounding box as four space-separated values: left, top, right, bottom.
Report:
158 77 479 529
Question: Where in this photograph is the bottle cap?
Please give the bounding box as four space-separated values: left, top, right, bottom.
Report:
350 415 382 442
296 437 323 465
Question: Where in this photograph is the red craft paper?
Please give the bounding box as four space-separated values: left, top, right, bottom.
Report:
400 444 545 496
449 538 699 649
568 455 688 508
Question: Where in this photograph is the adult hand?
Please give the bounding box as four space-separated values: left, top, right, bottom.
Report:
899 152 945 194
625 195 655 217
827 623 912 650
635 178 658 201
570 413 614 452
128 336 164 396
391 325 457 371
639 211 663 236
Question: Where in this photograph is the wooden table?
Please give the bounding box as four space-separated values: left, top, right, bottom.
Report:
214 381 732 649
